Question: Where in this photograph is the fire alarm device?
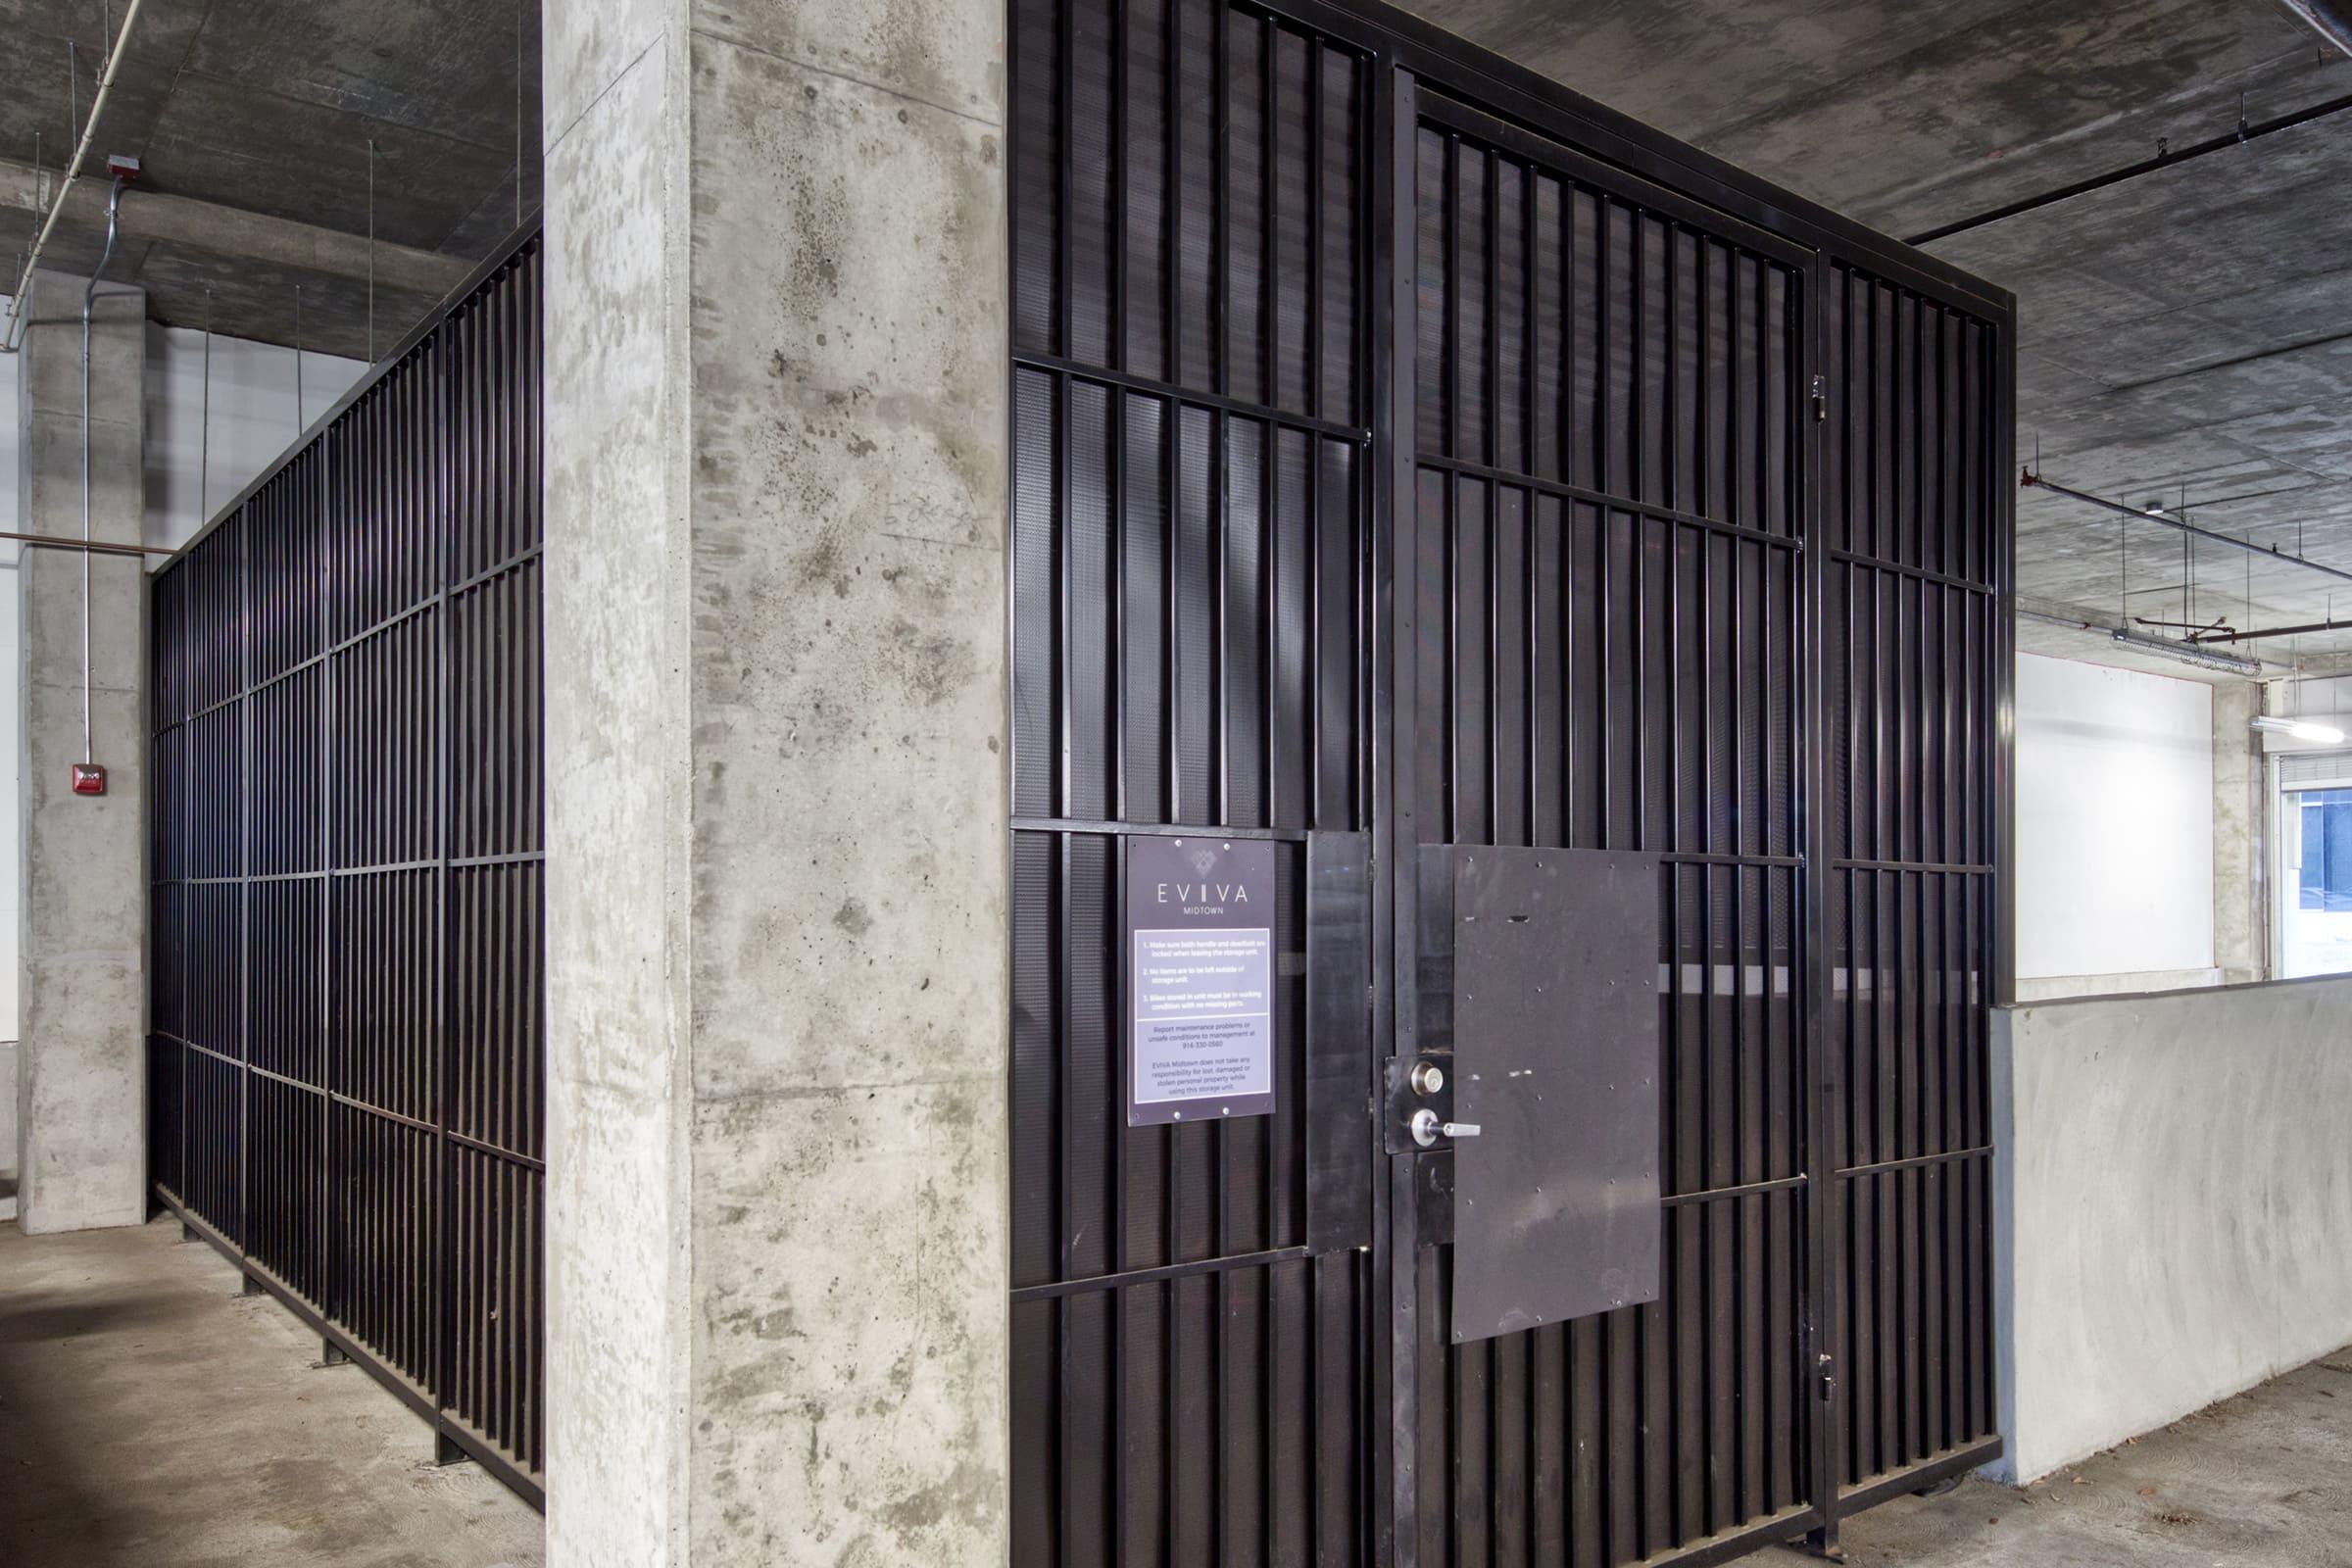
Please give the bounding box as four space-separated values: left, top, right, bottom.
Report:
71 763 107 796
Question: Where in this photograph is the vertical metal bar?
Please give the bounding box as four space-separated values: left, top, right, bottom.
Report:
1516 168 1541 848
1111 0 1131 387
1666 225 1684 857
1164 397 1183 823
239 506 253 1261
1800 253 1844 1556
1259 27 1284 834
1306 32 1325 424
1631 213 1646 857
1484 147 1501 476
1379 62 1417 1568
1058 0 1075 366
1595 194 1613 851
1719 245 1751 1535
1485 147 1502 844
431 283 459 1448
1445 134 1461 466
1214 403 1232 817
1560 185 1578 843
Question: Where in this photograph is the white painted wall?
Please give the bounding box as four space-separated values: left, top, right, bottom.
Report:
1 295 17 538
2016 652 2216 982
145 325 364 554
1992 977 2352 1483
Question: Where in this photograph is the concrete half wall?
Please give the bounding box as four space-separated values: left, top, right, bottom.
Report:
1992 978 2352 1483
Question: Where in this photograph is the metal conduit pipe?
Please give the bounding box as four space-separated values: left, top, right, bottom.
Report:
1911 91 2352 246
80 172 128 766
0 0 148 353
0 529 167 559
2021 468 2352 587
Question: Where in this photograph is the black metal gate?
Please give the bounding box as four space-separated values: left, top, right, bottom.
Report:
146 226 546 1505
1007 1 2008 1562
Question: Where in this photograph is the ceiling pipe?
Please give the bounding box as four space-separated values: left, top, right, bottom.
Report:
1911 89 2352 246
81 169 131 768
2021 468 2352 588
1 0 149 353
2277 0 2352 57
0 529 169 559
2194 616 2352 644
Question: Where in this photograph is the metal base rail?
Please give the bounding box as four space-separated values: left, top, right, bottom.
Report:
150 1183 546 1512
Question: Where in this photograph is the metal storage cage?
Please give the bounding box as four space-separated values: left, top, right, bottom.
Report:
147 225 547 1506
1004 0 2013 1561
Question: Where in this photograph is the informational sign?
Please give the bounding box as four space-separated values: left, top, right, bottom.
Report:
1126 835 1278 1126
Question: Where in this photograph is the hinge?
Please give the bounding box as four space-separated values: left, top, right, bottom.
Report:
1809 373 1828 423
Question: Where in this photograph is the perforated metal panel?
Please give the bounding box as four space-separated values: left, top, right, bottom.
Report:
1444 847 1663 1344
146 228 545 1505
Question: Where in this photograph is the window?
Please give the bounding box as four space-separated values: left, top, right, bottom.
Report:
2278 762 2352 977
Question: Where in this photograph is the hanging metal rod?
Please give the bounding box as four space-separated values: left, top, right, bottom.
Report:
2021 468 2352 587
0 0 148 352
0 528 172 559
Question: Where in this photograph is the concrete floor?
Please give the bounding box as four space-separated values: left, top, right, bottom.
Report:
3 1214 2346 1567
1762 1350 2352 1568
0 1215 544 1568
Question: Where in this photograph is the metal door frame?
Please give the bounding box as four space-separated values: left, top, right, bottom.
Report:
1378 68 1838 1566
1339 18 2013 1560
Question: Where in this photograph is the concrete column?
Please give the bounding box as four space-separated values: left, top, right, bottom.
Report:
2213 682 2263 984
14 270 148 1233
542 3 1007 1563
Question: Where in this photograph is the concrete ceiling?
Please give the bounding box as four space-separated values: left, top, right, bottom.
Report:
7 0 2349 683
0 0 541 360
1399 0 2352 682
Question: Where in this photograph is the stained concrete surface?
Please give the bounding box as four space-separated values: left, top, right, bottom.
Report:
0 0 544 355
541 0 1010 1559
1993 980 2352 1483
1759 1348 2352 1567
15 270 148 1239
0 1215 544 1568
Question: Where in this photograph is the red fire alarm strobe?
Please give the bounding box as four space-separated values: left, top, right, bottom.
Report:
71 762 107 796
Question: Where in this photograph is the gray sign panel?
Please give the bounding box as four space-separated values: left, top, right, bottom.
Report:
1126 836 1279 1126
1449 847 1662 1344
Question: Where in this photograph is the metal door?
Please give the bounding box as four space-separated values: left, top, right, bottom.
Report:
1388 81 1822 1566
1005 2 2011 1563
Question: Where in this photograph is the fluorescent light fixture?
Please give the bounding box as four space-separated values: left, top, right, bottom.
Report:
2253 713 2347 745
2107 628 2263 678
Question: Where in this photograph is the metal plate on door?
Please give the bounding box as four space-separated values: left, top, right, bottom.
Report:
1448 847 1662 1344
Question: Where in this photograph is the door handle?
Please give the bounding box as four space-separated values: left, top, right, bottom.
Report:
1409 1109 1482 1148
